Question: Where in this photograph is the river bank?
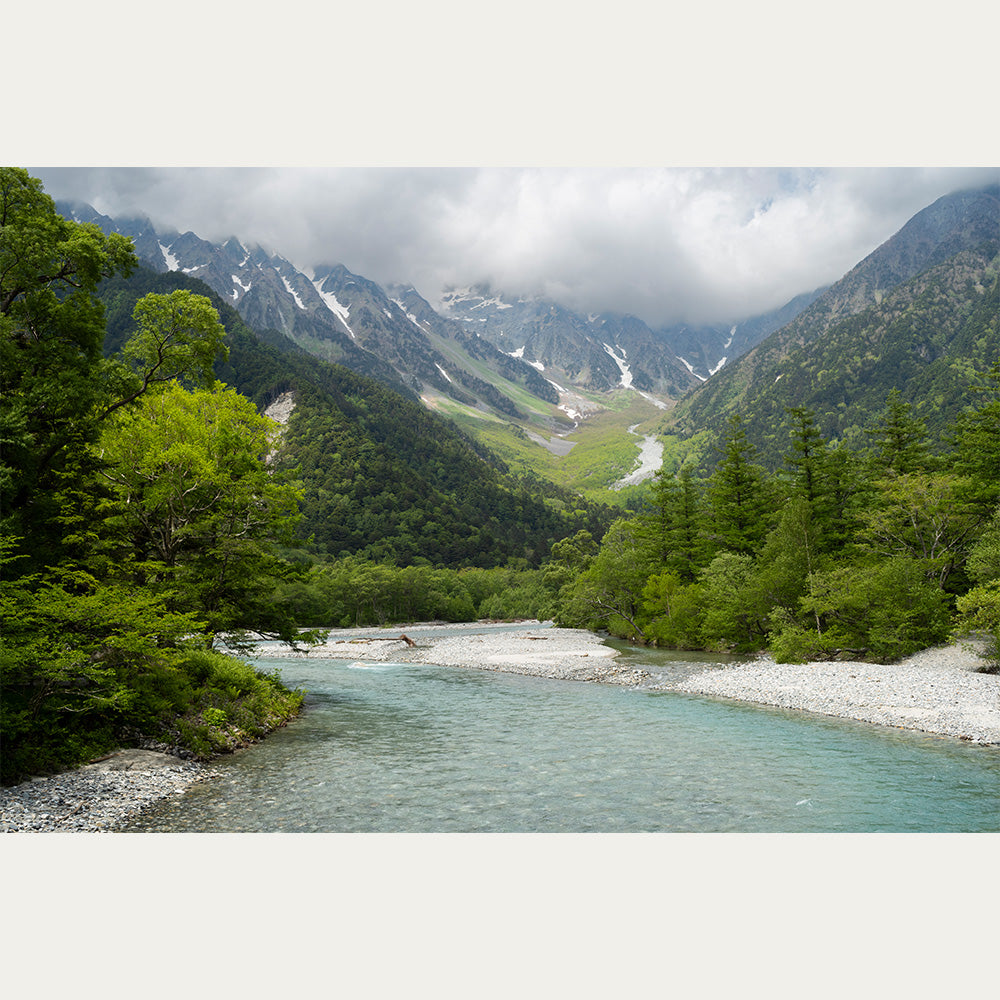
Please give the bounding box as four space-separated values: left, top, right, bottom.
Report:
0 750 223 833
270 621 1000 745
4 622 997 831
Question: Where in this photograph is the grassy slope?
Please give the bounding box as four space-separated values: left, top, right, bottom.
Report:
440 387 673 504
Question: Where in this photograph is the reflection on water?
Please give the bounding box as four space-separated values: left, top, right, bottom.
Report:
125 635 1000 833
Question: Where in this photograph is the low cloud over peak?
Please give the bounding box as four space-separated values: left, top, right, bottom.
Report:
33 166 999 329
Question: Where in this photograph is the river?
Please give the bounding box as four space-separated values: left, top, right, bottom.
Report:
123 630 1000 833
612 424 663 489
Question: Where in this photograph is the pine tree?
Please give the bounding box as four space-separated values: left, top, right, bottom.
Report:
646 464 705 581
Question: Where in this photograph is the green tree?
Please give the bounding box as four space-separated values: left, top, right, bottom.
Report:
698 551 766 652
97 380 310 649
788 557 951 662
644 464 705 581
101 289 229 419
865 388 933 474
641 571 705 648
0 168 137 562
859 472 979 589
542 530 598 597
953 505 1000 671
0 552 207 782
704 414 774 556
783 406 827 505
949 362 1000 518
558 519 655 639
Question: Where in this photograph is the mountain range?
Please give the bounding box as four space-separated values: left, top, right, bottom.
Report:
59 200 821 408
60 179 1000 493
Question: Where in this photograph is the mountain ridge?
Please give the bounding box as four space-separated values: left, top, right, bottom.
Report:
661 182 1000 470
58 199 822 407
58 179 1000 495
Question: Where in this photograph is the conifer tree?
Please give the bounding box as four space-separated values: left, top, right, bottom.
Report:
865 389 933 474
645 464 705 581
705 414 773 555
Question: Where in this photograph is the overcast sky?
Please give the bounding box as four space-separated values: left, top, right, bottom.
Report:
31 166 997 328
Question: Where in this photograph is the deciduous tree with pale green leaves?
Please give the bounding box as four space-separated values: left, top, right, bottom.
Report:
98 380 310 650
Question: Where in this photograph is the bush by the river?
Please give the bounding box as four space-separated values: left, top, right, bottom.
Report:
0 602 303 785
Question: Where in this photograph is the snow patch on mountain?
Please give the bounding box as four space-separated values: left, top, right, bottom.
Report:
435 363 453 383
393 302 430 332
506 346 543 370
603 343 633 389
709 357 727 375
281 275 307 311
638 391 669 410
676 356 707 382
470 295 512 311
312 280 355 338
159 242 180 271
440 287 479 308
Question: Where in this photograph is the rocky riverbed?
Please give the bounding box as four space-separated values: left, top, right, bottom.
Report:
288 623 650 686
4 623 997 832
665 643 1000 745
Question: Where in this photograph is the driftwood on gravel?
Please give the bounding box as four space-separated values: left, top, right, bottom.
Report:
345 634 417 646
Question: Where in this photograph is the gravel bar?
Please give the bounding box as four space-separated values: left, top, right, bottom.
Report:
661 643 1000 745
272 623 1000 745
263 622 649 686
1 750 222 834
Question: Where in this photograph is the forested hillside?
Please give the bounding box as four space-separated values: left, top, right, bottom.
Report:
661 184 1000 472
97 268 615 568
553 376 1000 670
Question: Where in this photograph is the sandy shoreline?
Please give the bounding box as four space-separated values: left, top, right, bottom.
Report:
265 621 1000 745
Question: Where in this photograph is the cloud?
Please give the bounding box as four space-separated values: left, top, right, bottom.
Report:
31 166 999 328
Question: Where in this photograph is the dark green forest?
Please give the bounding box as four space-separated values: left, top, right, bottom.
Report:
2 167 998 785
98 267 615 568
551 392 1000 669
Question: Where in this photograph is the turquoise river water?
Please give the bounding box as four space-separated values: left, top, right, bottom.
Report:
125 627 1000 832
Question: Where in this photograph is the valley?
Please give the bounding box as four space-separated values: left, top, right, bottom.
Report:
5 166 998 789
57 200 826 499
